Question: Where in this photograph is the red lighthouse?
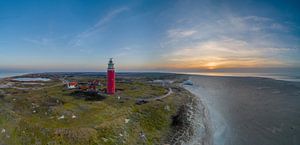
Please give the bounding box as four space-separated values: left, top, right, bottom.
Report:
107 58 115 94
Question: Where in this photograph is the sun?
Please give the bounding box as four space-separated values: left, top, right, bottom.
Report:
205 62 218 70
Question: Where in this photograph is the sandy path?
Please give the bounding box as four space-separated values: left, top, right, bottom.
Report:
137 87 173 102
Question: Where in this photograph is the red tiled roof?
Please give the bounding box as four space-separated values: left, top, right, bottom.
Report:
69 82 78 86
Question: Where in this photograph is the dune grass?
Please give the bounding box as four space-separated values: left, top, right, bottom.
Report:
0 75 187 145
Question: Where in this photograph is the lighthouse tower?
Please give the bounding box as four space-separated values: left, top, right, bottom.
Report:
107 58 115 94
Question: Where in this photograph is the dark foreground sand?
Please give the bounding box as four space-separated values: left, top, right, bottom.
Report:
184 75 300 145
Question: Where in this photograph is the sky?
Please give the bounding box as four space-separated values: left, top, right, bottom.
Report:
0 0 299 72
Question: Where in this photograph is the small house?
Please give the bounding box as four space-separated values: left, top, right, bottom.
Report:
67 82 78 89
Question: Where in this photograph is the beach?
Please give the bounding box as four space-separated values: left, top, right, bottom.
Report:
184 75 300 145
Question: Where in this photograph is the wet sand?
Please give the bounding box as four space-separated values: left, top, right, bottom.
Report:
184 75 300 145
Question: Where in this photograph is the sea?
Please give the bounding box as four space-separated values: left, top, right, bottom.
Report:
176 72 300 82
0 72 27 79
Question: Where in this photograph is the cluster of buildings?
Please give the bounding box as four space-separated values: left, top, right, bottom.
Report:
66 58 116 94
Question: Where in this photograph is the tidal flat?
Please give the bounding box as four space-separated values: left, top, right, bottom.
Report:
185 75 300 145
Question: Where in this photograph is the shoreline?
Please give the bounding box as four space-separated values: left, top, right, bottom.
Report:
0 72 29 80
183 86 213 145
174 72 300 82
183 81 224 145
168 85 212 145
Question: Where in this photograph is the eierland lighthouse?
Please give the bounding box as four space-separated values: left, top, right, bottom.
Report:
107 58 115 94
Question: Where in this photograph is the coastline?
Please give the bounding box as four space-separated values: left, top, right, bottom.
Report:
169 84 212 145
0 72 28 80
182 87 213 145
183 79 229 145
184 75 300 145
174 72 300 82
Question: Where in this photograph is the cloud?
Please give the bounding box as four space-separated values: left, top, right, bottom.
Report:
80 6 129 38
167 29 197 38
270 23 289 31
114 45 137 57
162 15 286 49
69 6 129 47
224 15 289 32
23 37 60 51
163 37 292 69
23 34 73 50
160 13 298 70
24 38 51 46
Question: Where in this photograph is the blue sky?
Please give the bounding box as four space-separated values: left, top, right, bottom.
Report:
0 0 299 72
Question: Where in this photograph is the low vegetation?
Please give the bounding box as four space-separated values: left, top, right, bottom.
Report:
0 73 190 145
